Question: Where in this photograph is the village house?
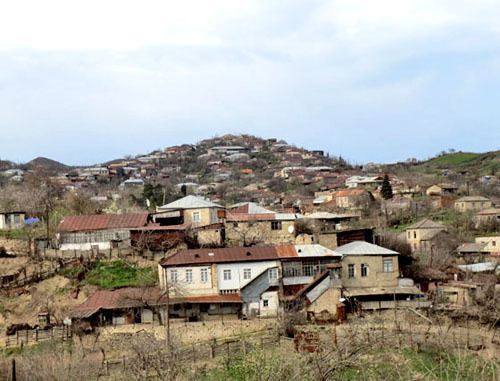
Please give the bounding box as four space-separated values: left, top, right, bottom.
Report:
405 219 446 253
426 184 458 196
475 235 500 255
333 241 426 311
224 203 298 246
158 244 341 318
473 208 500 229
345 175 383 189
57 213 150 251
156 195 223 228
334 189 373 209
0 211 26 231
454 196 492 213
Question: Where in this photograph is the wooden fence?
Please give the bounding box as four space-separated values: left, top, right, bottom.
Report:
1 325 72 348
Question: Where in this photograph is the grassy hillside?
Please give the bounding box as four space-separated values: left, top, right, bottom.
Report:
418 150 500 176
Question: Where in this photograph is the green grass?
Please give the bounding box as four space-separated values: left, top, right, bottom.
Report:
0 229 27 239
85 261 158 290
426 152 481 167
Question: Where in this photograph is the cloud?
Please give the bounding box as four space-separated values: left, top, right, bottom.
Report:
0 1 499 164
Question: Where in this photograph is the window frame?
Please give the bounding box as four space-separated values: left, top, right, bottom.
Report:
361 263 368 277
223 269 232 281
200 268 208 283
271 221 282 231
170 269 178 283
185 269 193 284
192 211 201 223
243 268 251 280
268 268 278 280
383 259 393 273
263 299 269 307
348 264 355 278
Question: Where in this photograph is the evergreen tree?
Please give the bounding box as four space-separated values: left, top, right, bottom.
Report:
381 174 393 200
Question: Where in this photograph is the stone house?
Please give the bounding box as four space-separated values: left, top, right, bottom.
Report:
224 203 297 246
473 208 500 229
157 195 223 228
475 236 500 254
426 184 458 196
334 189 373 209
405 219 446 253
454 196 492 213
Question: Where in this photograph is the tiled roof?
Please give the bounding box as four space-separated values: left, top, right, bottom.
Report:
59 213 149 232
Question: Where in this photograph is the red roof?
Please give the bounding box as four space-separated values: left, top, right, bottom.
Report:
335 189 367 197
59 213 149 232
160 246 281 266
72 288 241 317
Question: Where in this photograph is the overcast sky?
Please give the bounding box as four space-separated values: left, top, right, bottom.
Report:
1 1 499 165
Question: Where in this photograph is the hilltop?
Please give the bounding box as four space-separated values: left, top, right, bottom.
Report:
25 157 71 173
415 150 500 176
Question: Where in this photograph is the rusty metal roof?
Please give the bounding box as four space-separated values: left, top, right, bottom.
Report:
59 213 149 232
160 246 281 266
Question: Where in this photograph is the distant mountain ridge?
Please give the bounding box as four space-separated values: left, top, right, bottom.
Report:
415 150 500 176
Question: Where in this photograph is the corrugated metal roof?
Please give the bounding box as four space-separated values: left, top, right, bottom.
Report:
457 262 497 272
162 244 340 266
333 241 398 256
157 195 222 210
160 246 281 266
294 244 340 257
407 218 446 230
59 213 149 232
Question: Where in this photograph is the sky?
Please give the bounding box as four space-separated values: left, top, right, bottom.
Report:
0 0 499 166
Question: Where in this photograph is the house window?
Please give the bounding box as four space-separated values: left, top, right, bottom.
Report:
348 264 355 278
263 300 269 307
243 268 251 280
200 268 208 283
192 211 201 223
268 268 278 280
383 259 393 273
186 269 193 283
492 241 496 247
413 231 417 239
271 221 282 230
170 269 177 283
223 269 231 281
233 222 238 228
407 231 410 239
361 264 368 277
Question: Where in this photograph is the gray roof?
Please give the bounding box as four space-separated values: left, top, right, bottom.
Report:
230 202 275 214
158 195 222 210
333 241 399 256
407 218 446 230
457 262 496 272
457 196 491 202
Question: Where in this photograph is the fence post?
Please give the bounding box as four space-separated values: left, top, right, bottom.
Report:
36 329 39 342
210 344 215 359
226 341 230 358
192 344 195 364
16 330 19 346
26 329 29 344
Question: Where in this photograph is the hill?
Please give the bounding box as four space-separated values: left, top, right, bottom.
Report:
25 157 71 173
416 150 500 176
